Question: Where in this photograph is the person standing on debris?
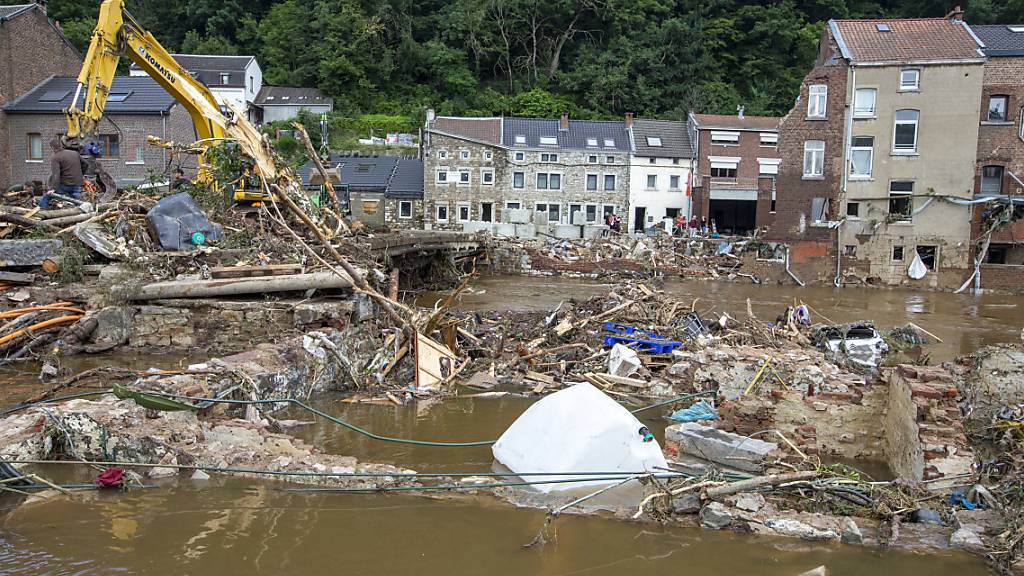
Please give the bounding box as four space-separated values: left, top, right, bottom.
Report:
674 213 686 237
41 138 84 209
700 216 708 236
611 214 622 234
688 215 699 237
171 168 189 191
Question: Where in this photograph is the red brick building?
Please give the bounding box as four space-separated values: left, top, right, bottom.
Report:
0 3 81 189
689 112 780 235
968 25 1024 291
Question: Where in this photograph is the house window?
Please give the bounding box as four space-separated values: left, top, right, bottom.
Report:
399 201 413 219
133 146 144 164
673 158 680 165
889 180 914 221
646 137 662 147
811 197 829 222
849 136 873 179
646 175 657 189
603 139 615 147
458 170 471 185
604 174 616 191
536 202 560 223
514 135 526 145
803 140 824 177
481 169 494 185
506 202 521 210
586 138 598 147
436 169 448 184
484 150 493 161
536 173 561 190
711 167 737 179
854 88 876 117
649 158 656 164
893 110 919 153
760 133 778 147
770 188 776 212
670 175 681 189
27 133 43 160
436 204 449 222
605 156 615 164
844 245 857 257
513 172 524 188
988 95 1009 122
758 159 780 176
539 136 557 146
846 202 860 218
220 73 230 84
710 131 740 146
981 165 1004 195
541 153 558 163
588 155 598 163
586 174 598 191
101 134 120 158
457 203 471 222
438 150 448 159
585 204 598 223
808 84 827 118
916 245 937 270
460 150 470 160
899 69 920 91
514 152 525 161
892 246 905 262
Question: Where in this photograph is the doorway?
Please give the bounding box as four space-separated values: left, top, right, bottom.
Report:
480 202 493 222
633 207 646 233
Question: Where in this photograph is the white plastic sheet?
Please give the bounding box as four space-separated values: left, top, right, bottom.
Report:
908 252 928 280
492 383 668 492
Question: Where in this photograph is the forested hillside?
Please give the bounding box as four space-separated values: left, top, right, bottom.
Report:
9 0 1024 119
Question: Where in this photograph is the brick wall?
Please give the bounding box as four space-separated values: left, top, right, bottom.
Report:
755 176 776 230
768 31 848 245
6 104 197 188
0 7 82 189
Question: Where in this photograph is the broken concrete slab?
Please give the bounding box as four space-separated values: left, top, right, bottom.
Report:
0 239 61 267
665 422 778 473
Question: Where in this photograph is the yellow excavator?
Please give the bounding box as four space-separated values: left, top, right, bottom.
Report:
64 0 274 203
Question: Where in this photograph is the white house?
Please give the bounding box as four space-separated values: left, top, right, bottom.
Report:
627 117 696 233
253 86 333 124
131 54 263 122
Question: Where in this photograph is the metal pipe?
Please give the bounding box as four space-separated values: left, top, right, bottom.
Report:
785 245 806 287
834 221 843 287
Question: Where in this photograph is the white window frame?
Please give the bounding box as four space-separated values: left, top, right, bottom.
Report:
435 168 450 184
808 84 827 118
484 150 493 161
587 155 598 163
514 135 526 145
759 133 778 147
893 109 919 154
505 201 522 210
849 136 873 180
586 138 598 147
398 201 413 219
456 202 471 222
603 138 615 147
646 174 657 190
537 172 562 190
435 204 449 222
437 149 448 160
539 136 558 146
899 69 920 91
803 140 824 178
604 174 617 191
513 171 525 189
535 202 561 224
586 173 598 191
757 157 781 176
540 153 558 163
854 88 877 118
670 175 681 190
846 201 861 220
710 131 740 146
988 95 1009 122
646 136 663 147
481 168 495 185
888 181 914 223
457 169 471 186
459 150 470 160
605 156 615 164
514 151 525 161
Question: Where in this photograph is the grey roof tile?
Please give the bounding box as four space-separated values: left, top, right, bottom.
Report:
0 4 34 19
297 154 423 199
631 119 694 158
130 54 255 87
388 158 424 199
502 117 630 151
972 24 1024 56
3 75 177 114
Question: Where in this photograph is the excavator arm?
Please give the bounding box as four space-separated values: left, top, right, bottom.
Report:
65 0 226 144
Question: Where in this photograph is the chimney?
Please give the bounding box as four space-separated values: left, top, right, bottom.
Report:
737 105 746 119
559 113 569 131
625 112 634 129
946 5 964 21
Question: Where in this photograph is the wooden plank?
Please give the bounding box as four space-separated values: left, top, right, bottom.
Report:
595 373 649 388
524 370 556 385
414 332 458 392
0 271 35 284
210 264 303 279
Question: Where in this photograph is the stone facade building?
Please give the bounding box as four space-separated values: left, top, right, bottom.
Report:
967 25 1024 290
770 14 985 289
628 117 696 233
0 3 81 190
297 154 423 230
424 113 631 233
691 113 780 235
4 76 197 188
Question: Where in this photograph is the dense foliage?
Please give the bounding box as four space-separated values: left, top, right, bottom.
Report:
12 0 1024 119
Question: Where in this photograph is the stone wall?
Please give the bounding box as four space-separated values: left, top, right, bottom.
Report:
127 299 352 354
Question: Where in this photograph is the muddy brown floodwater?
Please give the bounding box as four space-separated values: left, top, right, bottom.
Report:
423 275 1024 362
0 276 1012 575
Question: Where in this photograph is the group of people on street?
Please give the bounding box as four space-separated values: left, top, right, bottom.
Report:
673 214 711 237
604 212 622 234
39 137 86 209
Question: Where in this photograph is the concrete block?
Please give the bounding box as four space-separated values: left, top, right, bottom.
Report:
515 224 536 239
493 223 516 237
532 212 549 227
505 209 530 224
582 225 608 239
666 422 778 473
461 221 494 234
552 224 581 239
570 210 586 225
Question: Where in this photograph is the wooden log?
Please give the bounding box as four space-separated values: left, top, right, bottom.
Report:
0 240 61 267
128 271 354 300
41 259 59 274
43 212 94 228
704 471 819 500
0 213 54 230
34 203 116 220
210 264 303 279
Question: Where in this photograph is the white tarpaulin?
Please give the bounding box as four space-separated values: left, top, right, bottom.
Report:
908 251 928 280
492 383 668 493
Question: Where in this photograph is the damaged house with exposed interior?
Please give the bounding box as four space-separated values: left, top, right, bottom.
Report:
298 153 423 230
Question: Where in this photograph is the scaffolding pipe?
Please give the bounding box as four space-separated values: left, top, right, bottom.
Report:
785 245 806 287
